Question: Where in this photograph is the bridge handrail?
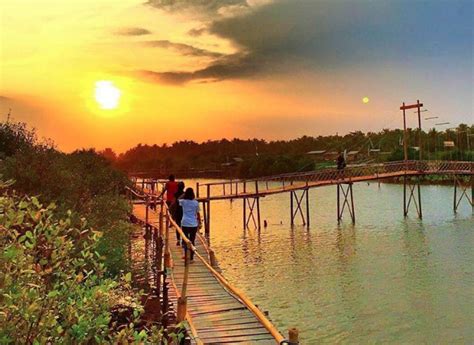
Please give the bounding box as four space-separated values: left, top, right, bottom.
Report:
194 160 473 198
130 183 285 343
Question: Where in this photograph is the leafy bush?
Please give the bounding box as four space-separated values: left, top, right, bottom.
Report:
0 122 133 275
0 181 163 343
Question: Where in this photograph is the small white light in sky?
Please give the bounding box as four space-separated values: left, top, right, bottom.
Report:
95 81 121 110
362 97 370 104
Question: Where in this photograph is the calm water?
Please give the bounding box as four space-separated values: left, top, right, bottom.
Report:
181 180 473 344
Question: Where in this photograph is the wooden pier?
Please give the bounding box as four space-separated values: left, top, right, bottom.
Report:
135 160 473 231
131 195 288 344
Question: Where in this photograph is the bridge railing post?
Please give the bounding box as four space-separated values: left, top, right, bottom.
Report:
164 213 171 270
145 196 150 228
177 247 190 322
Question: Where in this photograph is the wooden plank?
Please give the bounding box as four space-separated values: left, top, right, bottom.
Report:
199 328 273 338
198 323 268 332
200 334 275 343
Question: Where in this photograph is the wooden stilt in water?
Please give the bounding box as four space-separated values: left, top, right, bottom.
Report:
337 183 355 224
205 200 210 238
403 175 407 217
349 183 356 224
290 191 294 226
453 174 474 212
288 328 299 344
403 176 422 218
472 174 474 211
243 197 246 228
255 181 261 230
453 175 457 212
145 196 149 227
209 248 217 267
305 185 310 228
243 197 259 229
417 177 422 219
337 184 341 223
290 189 309 226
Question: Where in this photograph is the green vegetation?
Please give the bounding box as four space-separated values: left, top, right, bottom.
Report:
0 122 131 275
107 125 473 177
0 122 172 343
0 184 163 343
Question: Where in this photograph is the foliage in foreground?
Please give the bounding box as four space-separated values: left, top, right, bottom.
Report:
0 121 132 276
0 182 164 344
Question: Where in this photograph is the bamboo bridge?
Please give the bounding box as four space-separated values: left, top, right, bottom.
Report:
128 188 293 344
129 159 472 343
136 160 473 231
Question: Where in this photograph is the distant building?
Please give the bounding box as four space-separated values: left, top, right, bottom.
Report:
346 150 361 162
306 150 326 162
323 151 339 161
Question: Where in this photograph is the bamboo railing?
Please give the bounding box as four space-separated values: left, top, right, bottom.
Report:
195 160 474 199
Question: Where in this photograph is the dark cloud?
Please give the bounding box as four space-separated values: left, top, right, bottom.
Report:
115 27 152 36
140 0 472 84
145 0 248 15
209 0 472 66
188 27 207 37
136 53 262 84
144 40 223 58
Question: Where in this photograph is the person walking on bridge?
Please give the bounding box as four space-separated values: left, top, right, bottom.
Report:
160 174 178 208
179 187 201 262
170 181 185 246
336 152 346 170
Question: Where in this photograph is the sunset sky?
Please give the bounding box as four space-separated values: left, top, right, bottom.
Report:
1 0 472 152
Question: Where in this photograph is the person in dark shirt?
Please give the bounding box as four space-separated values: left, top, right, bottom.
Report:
171 182 185 245
160 175 178 207
336 152 346 170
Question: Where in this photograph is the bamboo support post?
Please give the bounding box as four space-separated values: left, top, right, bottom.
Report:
417 180 422 219
155 231 163 296
177 249 190 322
145 196 149 227
291 191 294 226
288 328 299 344
164 214 171 269
209 248 217 267
453 175 457 212
305 187 310 228
255 181 261 229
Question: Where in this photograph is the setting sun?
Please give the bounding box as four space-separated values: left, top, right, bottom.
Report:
95 81 121 110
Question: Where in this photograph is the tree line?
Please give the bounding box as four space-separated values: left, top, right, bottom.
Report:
103 124 473 178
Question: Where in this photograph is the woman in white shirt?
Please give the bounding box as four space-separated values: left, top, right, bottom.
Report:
178 187 201 261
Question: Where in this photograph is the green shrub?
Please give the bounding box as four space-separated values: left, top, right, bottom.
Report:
0 122 133 276
0 181 163 343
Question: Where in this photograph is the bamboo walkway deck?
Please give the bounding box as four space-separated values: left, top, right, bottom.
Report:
133 204 280 344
